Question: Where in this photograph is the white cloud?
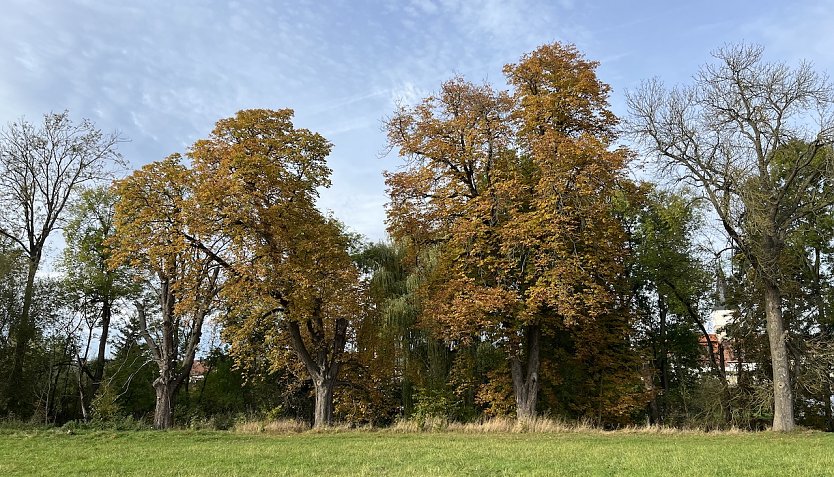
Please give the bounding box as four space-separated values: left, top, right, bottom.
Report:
3 0 829 245
741 1 834 65
390 81 429 107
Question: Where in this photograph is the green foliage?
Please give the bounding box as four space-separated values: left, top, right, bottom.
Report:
9 47 834 432
619 185 713 425
412 388 456 421
0 242 25 397
0 240 25 346
191 352 245 415
105 323 156 420
60 186 137 306
90 383 122 422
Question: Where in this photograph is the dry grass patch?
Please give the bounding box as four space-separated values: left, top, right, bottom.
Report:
386 416 769 435
232 418 309 434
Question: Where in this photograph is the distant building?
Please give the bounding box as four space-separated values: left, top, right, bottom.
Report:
190 360 208 383
711 308 733 340
699 324 756 385
699 268 755 385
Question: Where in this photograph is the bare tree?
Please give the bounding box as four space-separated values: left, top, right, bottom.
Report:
0 111 123 414
626 43 834 431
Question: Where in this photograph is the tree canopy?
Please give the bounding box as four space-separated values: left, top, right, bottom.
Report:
3 42 834 433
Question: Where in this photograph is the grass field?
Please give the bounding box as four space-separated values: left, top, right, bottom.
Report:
2 428 834 476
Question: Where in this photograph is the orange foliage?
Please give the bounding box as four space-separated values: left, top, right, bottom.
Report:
385 42 638 417
187 109 364 427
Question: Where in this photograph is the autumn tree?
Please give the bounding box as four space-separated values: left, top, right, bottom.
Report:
188 109 364 428
110 156 223 429
0 112 123 415
386 43 633 419
626 43 834 431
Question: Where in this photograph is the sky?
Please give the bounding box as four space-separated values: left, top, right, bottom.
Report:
2 0 834 244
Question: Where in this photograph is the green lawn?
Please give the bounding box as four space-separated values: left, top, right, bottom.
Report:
1 429 833 476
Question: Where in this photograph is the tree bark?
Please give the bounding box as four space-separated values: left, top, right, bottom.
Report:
510 325 540 420
763 281 794 431
287 316 347 428
314 377 336 428
136 266 216 430
137 299 179 430
153 378 176 430
90 298 112 399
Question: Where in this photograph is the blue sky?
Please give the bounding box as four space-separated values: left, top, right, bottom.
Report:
2 0 832 242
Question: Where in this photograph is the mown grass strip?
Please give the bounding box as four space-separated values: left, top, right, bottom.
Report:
1 429 833 476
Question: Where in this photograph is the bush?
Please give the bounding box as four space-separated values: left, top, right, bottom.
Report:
90 384 122 421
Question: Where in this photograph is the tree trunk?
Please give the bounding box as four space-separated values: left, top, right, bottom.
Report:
658 295 669 423
824 380 833 432
643 361 659 425
313 377 336 428
153 379 176 430
77 361 89 422
510 325 540 420
763 281 795 431
287 316 347 429
90 299 112 399
4 258 39 414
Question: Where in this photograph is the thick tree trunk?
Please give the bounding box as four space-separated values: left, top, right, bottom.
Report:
510 325 540 420
4 258 38 414
763 281 795 431
314 377 336 428
153 358 179 430
136 280 212 431
153 380 176 430
287 315 347 429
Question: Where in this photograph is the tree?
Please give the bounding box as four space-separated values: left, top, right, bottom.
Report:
103 315 156 420
0 111 122 414
110 156 222 429
356 241 469 421
188 109 363 428
0 238 26 352
59 186 136 420
626 43 834 431
1 239 81 424
385 43 633 419
622 186 714 424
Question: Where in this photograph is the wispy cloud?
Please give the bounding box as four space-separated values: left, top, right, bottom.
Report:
1 0 831 241
740 0 834 64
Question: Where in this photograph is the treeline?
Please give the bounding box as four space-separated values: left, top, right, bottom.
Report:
1 42 834 431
